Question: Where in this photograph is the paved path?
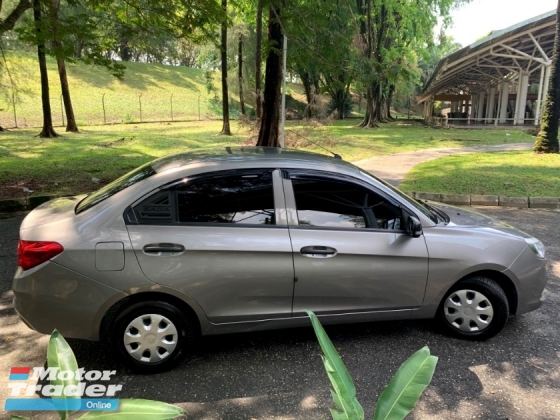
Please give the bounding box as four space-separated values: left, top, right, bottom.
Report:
353 142 533 186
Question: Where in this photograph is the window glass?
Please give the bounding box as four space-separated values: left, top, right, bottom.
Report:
76 163 155 214
176 172 275 225
292 178 402 230
135 191 173 223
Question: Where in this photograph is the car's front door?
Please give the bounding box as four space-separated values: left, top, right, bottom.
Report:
126 169 295 323
283 171 429 316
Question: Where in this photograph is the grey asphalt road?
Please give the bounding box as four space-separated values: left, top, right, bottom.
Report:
1 207 559 420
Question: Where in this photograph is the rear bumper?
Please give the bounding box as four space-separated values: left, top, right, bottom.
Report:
12 262 126 341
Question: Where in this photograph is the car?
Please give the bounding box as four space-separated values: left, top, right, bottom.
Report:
13 147 548 372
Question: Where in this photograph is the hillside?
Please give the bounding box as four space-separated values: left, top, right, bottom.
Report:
0 52 270 128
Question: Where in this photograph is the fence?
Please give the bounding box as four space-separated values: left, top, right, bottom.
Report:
0 92 246 128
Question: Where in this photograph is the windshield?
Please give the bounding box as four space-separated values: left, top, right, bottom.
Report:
75 163 156 214
359 171 438 223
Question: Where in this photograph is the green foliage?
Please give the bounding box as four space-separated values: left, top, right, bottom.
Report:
77 400 184 419
48 330 81 420
306 311 437 420
373 348 438 420
306 311 364 419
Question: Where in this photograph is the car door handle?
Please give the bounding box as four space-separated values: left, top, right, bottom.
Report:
143 243 185 254
300 246 337 258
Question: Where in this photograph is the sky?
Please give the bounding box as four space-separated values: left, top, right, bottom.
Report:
446 0 557 47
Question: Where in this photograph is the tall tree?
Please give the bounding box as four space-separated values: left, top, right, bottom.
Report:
33 0 57 137
220 0 231 135
256 1 283 147
254 0 263 120
48 0 78 132
534 0 560 153
238 34 246 116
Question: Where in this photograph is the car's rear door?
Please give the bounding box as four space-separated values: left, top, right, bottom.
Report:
283 170 429 317
126 169 295 323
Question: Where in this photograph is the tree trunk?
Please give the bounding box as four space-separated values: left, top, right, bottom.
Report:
56 56 78 132
256 3 282 147
74 39 83 59
238 34 246 116
301 73 314 119
119 40 131 61
358 0 378 128
255 0 263 120
386 84 395 121
33 0 57 138
220 0 231 135
534 0 560 153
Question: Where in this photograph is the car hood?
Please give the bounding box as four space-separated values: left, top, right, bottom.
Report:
428 201 531 239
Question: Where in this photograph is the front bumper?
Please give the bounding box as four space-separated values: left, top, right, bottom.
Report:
505 246 548 316
12 261 126 341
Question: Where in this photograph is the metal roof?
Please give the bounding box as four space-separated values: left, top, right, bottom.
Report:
418 10 557 103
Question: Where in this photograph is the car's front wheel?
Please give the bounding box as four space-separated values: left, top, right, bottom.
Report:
438 276 509 340
111 301 195 373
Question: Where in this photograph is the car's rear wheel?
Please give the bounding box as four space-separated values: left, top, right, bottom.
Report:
111 301 195 373
438 276 509 340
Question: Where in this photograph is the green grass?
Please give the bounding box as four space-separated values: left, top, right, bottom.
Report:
286 120 534 161
400 151 560 197
0 119 537 199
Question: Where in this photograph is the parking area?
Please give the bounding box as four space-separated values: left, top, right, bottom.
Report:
1 207 559 420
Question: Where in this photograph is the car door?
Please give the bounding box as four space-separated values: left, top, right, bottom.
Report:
126 169 295 324
283 171 429 316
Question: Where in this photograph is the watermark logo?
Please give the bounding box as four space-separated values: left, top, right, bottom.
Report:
5 366 123 411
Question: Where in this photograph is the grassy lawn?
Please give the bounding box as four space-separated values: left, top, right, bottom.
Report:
0 119 536 199
400 151 560 197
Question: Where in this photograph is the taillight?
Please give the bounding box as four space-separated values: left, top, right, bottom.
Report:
18 240 64 271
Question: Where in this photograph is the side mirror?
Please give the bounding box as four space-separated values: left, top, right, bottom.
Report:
406 216 423 238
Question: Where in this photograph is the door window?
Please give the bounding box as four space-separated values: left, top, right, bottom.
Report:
176 172 275 225
291 177 402 230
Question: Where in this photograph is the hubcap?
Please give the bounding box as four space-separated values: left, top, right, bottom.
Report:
444 289 494 332
123 314 178 363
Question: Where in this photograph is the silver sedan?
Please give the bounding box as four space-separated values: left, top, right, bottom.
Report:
13 147 548 372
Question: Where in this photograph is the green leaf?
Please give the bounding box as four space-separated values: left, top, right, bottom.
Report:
47 329 80 420
77 399 184 419
306 310 364 420
373 346 438 420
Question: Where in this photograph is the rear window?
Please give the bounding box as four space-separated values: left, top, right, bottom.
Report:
75 163 156 214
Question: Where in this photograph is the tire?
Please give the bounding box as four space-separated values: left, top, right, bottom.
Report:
111 301 195 373
437 276 509 340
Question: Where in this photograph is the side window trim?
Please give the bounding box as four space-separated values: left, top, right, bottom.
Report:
283 169 405 232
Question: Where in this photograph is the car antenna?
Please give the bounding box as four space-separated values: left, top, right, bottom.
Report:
286 129 342 160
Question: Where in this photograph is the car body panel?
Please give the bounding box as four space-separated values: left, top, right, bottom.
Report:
127 224 296 323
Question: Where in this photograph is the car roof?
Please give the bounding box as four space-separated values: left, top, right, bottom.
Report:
150 146 361 175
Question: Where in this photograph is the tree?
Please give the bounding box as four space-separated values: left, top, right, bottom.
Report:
534 0 560 153
256 1 283 147
47 0 78 132
254 0 263 120
219 0 231 135
238 33 246 116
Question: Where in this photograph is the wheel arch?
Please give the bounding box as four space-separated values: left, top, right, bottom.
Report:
455 269 518 315
100 292 202 340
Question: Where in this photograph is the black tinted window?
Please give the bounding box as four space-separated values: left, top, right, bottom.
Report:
76 163 155 214
292 178 402 230
176 172 275 225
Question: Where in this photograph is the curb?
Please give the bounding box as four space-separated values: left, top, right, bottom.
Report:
412 192 559 209
0 194 58 212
